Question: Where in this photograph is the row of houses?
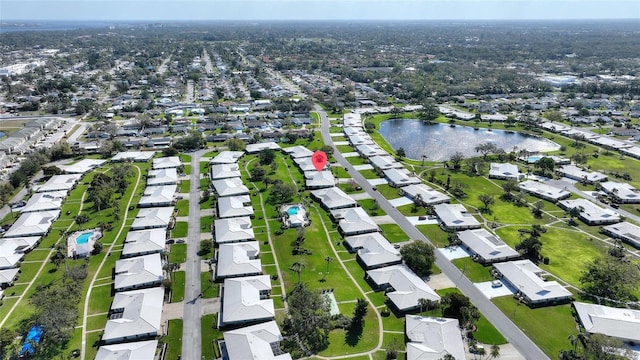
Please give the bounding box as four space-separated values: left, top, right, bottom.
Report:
0 117 65 155
95 154 182 358
542 122 640 160
205 146 293 360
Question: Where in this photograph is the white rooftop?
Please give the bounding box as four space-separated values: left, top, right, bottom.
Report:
383 168 421 187
3 210 60 238
114 253 164 291
457 229 519 263
489 163 522 180
405 315 466 360
214 217 255 244
222 321 292 360
331 207 379 235
282 145 314 159
558 198 620 224
152 156 181 169
210 163 241 180
600 181 640 203
222 275 274 326
369 155 403 170
217 195 254 219
58 159 106 174
130 207 174 230
112 151 156 162
122 229 166 257
147 168 178 186
367 264 440 312
138 184 176 207
96 340 158 360
304 170 335 189
602 221 640 248
245 142 281 153
518 180 571 202
355 144 386 158
210 151 245 164
494 260 572 304
311 187 357 209
557 165 607 183
211 177 250 197
345 232 401 269
573 302 640 343
19 191 65 213
35 174 82 193
216 241 262 279
400 184 450 205
102 287 164 343
0 268 20 285
433 203 480 230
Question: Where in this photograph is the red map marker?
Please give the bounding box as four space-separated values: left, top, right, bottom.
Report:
312 150 327 172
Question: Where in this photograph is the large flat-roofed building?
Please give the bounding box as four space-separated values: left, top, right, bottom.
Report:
344 232 402 269
601 221 640 249
355 144 386 158
114 254 163 292
400 184 449 206
366 264 440 313
493 260 572 306
3 210 60 238
19 191 65 213
405 315 466 360
58 159 106 174
147 168 178 186
599 181 640 204
573 302 640 343
518 180 571 202
138 185 176 208
311 187 357 210
215 242 262 279
130 207 174 230
383 168 421 188
222 321 292 360
330 207 379 236
304 171 335 189
556 165 607 184
35 174 82 193
102 288 163 344
217 195 254 219
210 163 241 180
457 229 519 265
489 163 522 181
369 155 403 171
558 198 621 225
221 275 274 327
152 156 181 169
433 204 480 231
121 229 166 258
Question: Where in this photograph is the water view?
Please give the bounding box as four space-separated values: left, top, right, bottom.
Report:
379 119 560 161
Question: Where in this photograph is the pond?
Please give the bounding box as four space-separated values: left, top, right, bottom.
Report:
378 119 560 161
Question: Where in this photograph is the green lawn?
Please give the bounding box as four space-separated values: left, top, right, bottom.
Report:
172 221 188 238
201 215 213 233
175 199 189 216
317 303 379 356
179 180 190 193
379 224 409 243
336 144 355 153
162 319 183 360
183 164 192 175
346 156 369 166
201 314 223 359
171 271 185 302
374 184 402 200
357 198 386 216
451 257 494 283
493 297 576 358
359 169 381 179
331 166 351 178
396 203 429 216
201 271 219 298
169 243 187 264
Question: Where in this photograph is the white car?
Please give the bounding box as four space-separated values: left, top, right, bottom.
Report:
491 280 503 288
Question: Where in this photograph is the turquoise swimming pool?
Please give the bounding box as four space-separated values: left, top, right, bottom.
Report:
76 231 93 245
287 206 299 216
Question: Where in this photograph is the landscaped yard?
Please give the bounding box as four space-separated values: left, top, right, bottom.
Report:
201 314 223 359
201 271 218 298
175 199 189 216
162 319 183 360
168 243 187 264
374 184 401 199
170 271 185 302
357 198 386 216
379 223 409 243
172 221 188 238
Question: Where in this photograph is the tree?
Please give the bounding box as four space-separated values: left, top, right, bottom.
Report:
501 180 519 200
199 239 213 257
449 152 464 170
268 182 296 205
258 149 276 165
174 130 205 150
282 283 332 355
396 147 406 160
534 157 555 175
0 328 16 355
418 298 439 314
418 100 439 123
489 344 501 359
91 240 103 255
224 138 246 151
250 166 267 182
531 201 544 218
290 262 305 284
474 142 499 159
515 233 543 263
580 256 640 302
478 194 495 212
400 241 435 278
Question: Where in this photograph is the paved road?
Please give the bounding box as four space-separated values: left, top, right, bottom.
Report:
181 150 205 360
316 107 549 360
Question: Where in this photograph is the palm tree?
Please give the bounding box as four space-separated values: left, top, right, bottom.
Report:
488 344 501 359
324 256 333 275
290 262 305 284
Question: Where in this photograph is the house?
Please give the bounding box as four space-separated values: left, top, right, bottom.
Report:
518 180 571 202
214 217 255 244
220 275 274 327
114 253 164 292
130 207 174 230
152 156 181 169
433 204 480 231
35 174 83 193
558 198 620 225
489 163 523 181
245 142 281 154
573 302 640 343
369 155 403 171
95 340 158 360
311 187 357 210
111 151 156 162
599 181 640 204
405 315 466 360
493 260 572 306
217 195 254 219
355 144 386 158
147 168 178 186
366 264 440 313
330 207 379 236
211 178 250 197
348 134 374 146
210 151 244 164
210 164 241 180
457 229 519 264
601 222 640 249
138 185 176 208
556 165 607 184
0 268 20 287
3 210 60 238
293 157 325 172
215 242 262 279
383 168 421 188
57 159 106 174
282 145 313 159
304 171 335 189
121 229 166 258
400 184 449 206
344 232 401 269
19 191 65 213
221 321 292 360
102 287 164 344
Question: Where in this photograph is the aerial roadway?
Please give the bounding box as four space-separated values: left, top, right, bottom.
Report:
316 106 551 360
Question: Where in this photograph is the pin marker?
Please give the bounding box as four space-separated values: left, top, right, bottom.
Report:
312 150 327 172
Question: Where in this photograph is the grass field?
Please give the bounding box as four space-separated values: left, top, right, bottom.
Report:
379 223 409 243
162 319 183 360
171 271 185 302
168 243 187 264
172 221 188 238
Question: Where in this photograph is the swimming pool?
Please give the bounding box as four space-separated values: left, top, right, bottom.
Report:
527 156 542 163
287 206 300 216
76 231 93 245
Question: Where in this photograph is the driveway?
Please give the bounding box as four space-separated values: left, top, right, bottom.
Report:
437 246 472 260
475 280 516 299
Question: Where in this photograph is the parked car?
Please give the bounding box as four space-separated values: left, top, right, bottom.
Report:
491 280 503 288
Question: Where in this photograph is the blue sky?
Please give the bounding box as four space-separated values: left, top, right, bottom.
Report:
2 0 639 21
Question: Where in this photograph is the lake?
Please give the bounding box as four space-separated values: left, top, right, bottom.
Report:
378 119 560 161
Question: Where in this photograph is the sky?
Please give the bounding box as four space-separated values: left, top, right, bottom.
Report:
1 0 639 21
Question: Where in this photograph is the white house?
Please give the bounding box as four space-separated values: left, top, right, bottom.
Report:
601 221 640 249
210 151 244 164
35 174 82 193
556 165 607 184
0 268 20 287
147 168 178 186
121 229 166 258
489 163 522 181
152 156 181 169
282 145 314 159
400 184 450 206
344 232 401 269
493 260 572 306
558 198 620 225
19 191 65 213
330 207 379 236
245 142 281 154
112 151 156 162
433 204 480 231
369 155 403 171
405 315 466 360
130 207 174 230
96 340 158 360
366 264 440 313
599 181 640 204
58 159 106 174
215 241 262 279
221 275 274 327
457 229 519 264
114 254 164 292
304 171 335 189
210 163 241 180
138 185 176 208
573 302 640 343
383 168 421 188
102 287 164 344
311 187 357 210
3 210 60 238
217 195 254 219
211 178 250 197
518 180 571 202
222 321 292 360
214 217 255 244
